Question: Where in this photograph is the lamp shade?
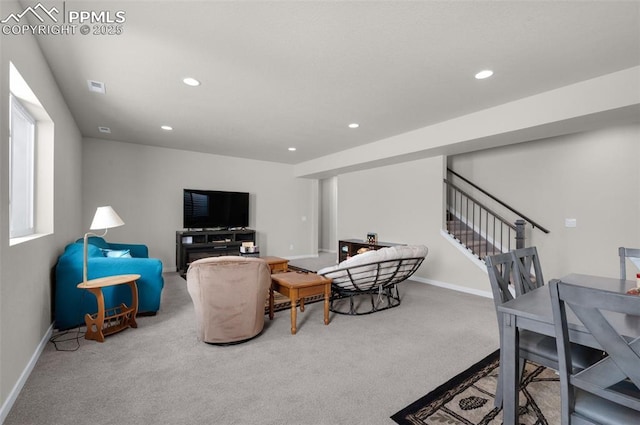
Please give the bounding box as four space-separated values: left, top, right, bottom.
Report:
83 206 125 283
90 206 124 230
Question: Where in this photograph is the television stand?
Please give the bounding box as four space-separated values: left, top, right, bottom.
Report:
176 229 256 276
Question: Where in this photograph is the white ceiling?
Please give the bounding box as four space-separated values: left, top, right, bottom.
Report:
33 1 640 164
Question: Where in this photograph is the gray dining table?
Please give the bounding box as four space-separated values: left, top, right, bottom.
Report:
497 273 640 423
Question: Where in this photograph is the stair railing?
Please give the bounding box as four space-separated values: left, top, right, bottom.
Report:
447 169 550 234
444 169 549 260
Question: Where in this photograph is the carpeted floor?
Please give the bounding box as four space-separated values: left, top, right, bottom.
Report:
5 272 500 425
391 350 560 424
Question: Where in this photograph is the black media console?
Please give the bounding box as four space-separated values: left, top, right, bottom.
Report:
176 229 256 276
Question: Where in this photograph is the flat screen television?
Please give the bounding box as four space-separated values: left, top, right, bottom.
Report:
183 189 249 229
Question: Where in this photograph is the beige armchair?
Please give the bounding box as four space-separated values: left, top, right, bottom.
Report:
186 256 271 344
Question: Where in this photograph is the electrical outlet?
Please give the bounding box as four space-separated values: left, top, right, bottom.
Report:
565 218 577 228
289 244 294 250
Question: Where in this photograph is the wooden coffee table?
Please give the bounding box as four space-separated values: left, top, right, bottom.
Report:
269 271 332 334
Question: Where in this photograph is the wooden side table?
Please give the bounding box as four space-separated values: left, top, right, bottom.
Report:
76 274 140 342
269 271 332 334
262 256 289 273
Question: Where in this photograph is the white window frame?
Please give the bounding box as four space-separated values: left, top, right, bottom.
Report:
9 93 36 238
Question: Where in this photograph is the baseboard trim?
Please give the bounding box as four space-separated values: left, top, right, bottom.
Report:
283 254 319 260
0 323 53 423
411 276 493 299
439 229 491 272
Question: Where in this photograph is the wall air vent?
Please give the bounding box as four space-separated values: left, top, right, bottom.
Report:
98 126 111 133
87 80 106 94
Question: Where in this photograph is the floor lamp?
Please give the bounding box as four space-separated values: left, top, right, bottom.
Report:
83 206 125 283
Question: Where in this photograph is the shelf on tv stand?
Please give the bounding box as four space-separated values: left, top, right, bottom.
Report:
176 229 256 276
186 227 248 231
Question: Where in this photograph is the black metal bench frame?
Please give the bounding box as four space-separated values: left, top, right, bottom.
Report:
319 256 425 315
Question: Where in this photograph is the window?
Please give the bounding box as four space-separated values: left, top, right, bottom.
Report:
9 94 35 238
8 61 54 245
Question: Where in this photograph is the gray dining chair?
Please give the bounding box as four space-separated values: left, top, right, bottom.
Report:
549 280 640 424
486 252 559 408
618 246 640 280
511 246 545 296
486 251 603 409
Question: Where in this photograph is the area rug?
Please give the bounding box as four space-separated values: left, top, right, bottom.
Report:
391 350 560 424
264 292 325 314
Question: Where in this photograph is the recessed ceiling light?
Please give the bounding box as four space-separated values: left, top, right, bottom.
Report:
475 70 494 79
161 125 173 131
348 123 359 129
183 77 200 87
288 147 296 151
98 126 111 133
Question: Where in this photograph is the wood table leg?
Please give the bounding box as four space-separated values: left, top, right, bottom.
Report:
84 287 106 342
323 282 330 325
502 312 519 423
290 288 298 334
127 281 138 328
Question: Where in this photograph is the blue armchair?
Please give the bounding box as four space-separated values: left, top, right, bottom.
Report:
55 236 164 330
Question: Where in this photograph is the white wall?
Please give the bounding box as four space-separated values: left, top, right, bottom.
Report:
336 124 640 293
0 0 83 416
319 177 337 252
337 156 489 292
449 123 640 281
82 138 318 269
